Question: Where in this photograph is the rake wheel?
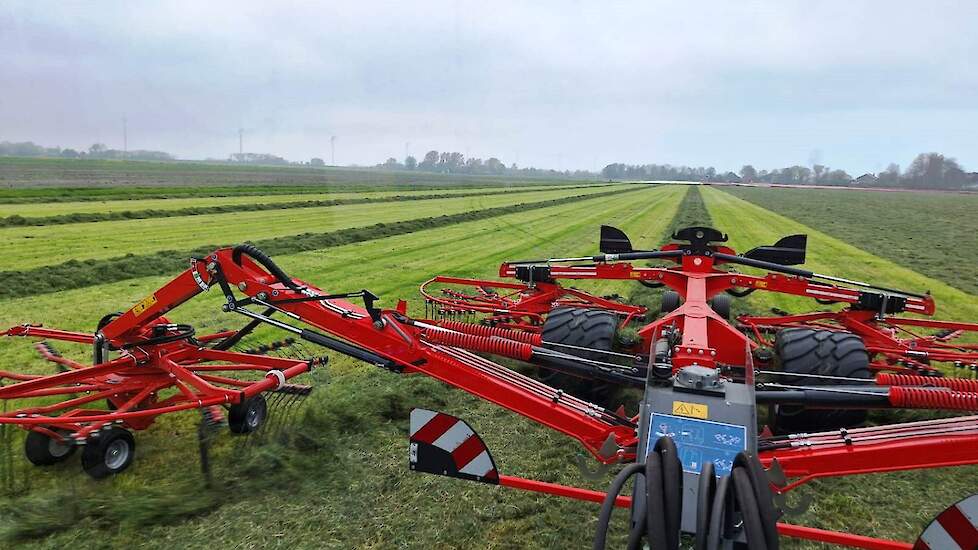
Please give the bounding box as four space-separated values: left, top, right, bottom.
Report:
229 395 268 434
82 427 135 479
25 430 75 466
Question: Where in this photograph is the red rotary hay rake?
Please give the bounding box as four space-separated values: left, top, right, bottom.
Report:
3 228 978 548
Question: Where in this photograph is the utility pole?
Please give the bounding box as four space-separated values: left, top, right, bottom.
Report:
330 136 336 165
122 116 128 159
238 128 243 158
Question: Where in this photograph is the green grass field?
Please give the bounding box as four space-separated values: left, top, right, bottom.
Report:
0 185 625 270
0 157 590 193
720 185 978 296
0 177 976 548
0 184 592 219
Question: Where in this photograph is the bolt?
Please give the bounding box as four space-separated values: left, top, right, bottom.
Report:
238 282 248 291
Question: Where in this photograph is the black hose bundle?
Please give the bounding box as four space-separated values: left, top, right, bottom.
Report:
699 452 779 550
231 243 301 290
593 443 779 549
593 436 682 550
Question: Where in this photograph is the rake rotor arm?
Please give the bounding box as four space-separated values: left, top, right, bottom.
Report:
122 247 641 461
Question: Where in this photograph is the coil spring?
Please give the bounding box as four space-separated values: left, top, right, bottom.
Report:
424 330 533 361
877 373 978 392
434 320 542 345
889 386 978 410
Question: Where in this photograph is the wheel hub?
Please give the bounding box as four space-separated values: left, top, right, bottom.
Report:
105 439 130 469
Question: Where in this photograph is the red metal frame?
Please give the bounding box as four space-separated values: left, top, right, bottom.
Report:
3 236 977 547
421 275 646 329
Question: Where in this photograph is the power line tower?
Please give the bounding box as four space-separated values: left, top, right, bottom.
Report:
238 128 244 158
122 116 128 159
330 136 337 166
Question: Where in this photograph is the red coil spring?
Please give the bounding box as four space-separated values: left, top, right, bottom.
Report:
889 386 978 411
876 373 978 392
434 320 542 345
424 330 534 361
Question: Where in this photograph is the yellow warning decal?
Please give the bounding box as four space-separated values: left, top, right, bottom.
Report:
672 401 708 419
630 272 642 278
755 281 768 288
131 293 158 317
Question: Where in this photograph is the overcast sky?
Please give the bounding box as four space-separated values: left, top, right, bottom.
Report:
1 1 975 173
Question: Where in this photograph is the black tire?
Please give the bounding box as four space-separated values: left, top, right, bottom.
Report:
773 328 871 433
228 394 268 434
538 308 618 406
709 294 732 320
81 427 135 479
25 430 75 466
661 291 681 314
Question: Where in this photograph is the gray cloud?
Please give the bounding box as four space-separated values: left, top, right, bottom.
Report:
1 1 975 173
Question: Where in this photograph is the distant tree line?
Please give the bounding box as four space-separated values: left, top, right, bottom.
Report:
601 152 978 190
229 152 288 165
0 141 174 161
377 151 597 179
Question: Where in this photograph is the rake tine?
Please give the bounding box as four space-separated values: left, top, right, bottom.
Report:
279 395 304 442
272 393 300 437
294 343 313 358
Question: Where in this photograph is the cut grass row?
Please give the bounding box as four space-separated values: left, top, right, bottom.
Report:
0 185 686 548
0 183 592 219
0 184 601 227
720 185 978 296
0 186 637 298
702 186 978 546
0 185 626 271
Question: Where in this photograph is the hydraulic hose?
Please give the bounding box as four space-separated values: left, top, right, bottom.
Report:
694 462 716 550
725 287 756 298
593 436 681 550
231 243 301 290
593 462 644 550
701 452 779 550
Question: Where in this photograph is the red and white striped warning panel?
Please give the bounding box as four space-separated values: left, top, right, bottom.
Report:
409 408 499 484
915 494 978 550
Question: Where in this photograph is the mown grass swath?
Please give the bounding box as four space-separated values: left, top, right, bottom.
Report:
0 187 639 299
0 186 681 546
0 184 585 218
0 184 603 227
720 185 978 296
623 185 714 315
1 186 623 271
